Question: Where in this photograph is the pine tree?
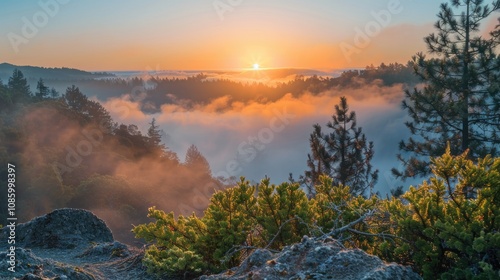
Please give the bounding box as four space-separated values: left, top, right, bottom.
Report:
303 124 331 196
184 144 211 175
394 0 500 178
0 79 11 110
63 85 87 112
8 69 31 102
63 85 113 130
147 118 163 148
50 87 59 98
304 96 378 196
144 118 179 162
35 78 49 99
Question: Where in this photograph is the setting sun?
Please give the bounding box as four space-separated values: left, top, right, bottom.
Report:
253 63 260 70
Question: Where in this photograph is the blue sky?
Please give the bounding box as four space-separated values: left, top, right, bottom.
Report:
0 1 479 70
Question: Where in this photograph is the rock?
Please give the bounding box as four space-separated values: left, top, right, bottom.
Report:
1 208 113 249
77 241 132 261
0 248 94 280
200 236 422 280
20 273 45 280
0 208 154 280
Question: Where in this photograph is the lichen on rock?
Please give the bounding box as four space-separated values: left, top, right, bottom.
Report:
200 236 422 280
1 208 113 249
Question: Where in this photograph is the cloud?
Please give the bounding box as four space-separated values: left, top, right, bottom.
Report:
98 94 150 123
101 79 410 194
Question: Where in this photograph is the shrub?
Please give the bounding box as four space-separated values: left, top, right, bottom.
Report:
134 148 500 279
385 146 500 279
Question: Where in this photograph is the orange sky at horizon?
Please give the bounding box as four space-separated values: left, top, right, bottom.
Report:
3 1 497 71
4 21 433 72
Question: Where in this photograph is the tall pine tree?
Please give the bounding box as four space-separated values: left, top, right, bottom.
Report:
394 0 500 178
184 144 212 176
303 124 331 195
146 118 178 162
8 69 31 103
304 96 378 196
36 78 49 99
0 79 11 110
147 118 163 149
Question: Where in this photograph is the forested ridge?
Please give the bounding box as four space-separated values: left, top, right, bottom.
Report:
0 71 219 243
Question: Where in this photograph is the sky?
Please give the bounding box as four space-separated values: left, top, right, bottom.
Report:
0 0 443 71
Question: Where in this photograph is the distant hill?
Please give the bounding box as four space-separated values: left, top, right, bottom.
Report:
0 62 115 82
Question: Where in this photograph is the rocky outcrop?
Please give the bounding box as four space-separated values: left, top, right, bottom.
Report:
0 208 421 280
10 208 113 249
200 236 422 280
0 208 153 280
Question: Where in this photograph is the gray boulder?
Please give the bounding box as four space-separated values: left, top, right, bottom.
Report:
200 236 422 280
2 208 113 249
0 208 153 280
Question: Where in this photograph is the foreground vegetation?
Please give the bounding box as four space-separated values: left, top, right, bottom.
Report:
134 147 500 279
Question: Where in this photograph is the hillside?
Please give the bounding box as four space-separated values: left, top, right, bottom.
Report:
0 63 114 82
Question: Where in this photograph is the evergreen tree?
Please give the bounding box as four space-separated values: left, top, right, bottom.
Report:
85 98 114 131
35 78 49 99
63 85 87 112
394 0 500 178
144 118 179 162
0 79 11 110
303 124 331 196
63 85 113 131
304 96 378 196
8 69 31 102
147 118 163 148
50 87 59 98
184 144 211 175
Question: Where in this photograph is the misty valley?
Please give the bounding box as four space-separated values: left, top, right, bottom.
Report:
0 62 417 244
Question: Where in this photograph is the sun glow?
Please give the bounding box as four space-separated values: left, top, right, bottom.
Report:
253 63 260 70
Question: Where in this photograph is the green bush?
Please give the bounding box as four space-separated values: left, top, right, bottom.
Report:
134 149 500 279
384 147 500 279
132 208 207 277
